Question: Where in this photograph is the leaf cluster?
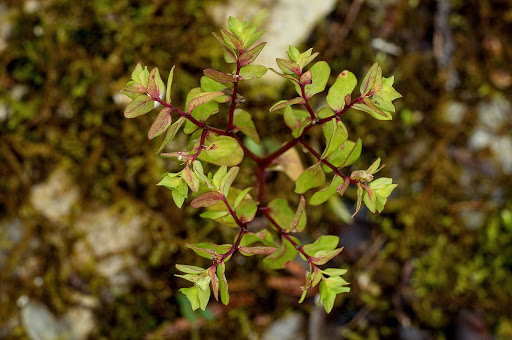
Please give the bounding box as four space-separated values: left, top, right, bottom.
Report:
120 17 401 313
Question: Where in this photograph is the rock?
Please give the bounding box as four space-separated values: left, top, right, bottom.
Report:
20 300 69 340
20 299 95 340
71 207 150 293
209 0 337 81
29 169 79 224
262 312 305 340
477 98 510 131
0 218 25 270
443 101 467 125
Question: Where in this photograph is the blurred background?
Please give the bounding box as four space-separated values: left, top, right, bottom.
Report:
1 0 511 339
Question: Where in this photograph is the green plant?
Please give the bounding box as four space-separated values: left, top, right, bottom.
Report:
120 17 400 313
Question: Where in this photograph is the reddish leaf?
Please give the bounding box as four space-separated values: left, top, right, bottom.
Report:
190 191 224 208
212 32 237 63
148 107 172 139
220 28 244 52
121 82 147 99
147 68 165 98
182 165 200 192
188 92 225 113
269 97 305 112
299 70 312 85
239 246 278 256
208 266 220 301
276 58 301 75
124 95 154 118
239 42 266 66
204 69 237 83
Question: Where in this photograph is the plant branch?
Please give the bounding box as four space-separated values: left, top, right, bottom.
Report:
227 63 242 131
260 207 314 262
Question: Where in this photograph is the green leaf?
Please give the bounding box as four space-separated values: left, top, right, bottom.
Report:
268 68 299 84
283 106 310 137
360 62 382 96
157 173 188 208
302 235 339 257
243 29 265 50
200 76 227 92
192 160 214 189
184 96 220 134
165 66 175 104
212 165 227 189
198 134 244 166
326 70 357 112
205 139 238 158
287 45 300 62
188 91 225 113
157 172 181 189
147 68 165 98
182 165 200 193
131 62 144 83
176 264 205 274
318 281 335 313
190 191 224 208
200 210 229 220
239 42 266 66
220 166 239 197
363 187 377 213
323 139 362 172
318 278 349 313
233 187 252 209
289 196 306 233
263 237 298 269
297 50 319 70
212 32 237 64
227 17 246 37
179 286 200 311
366 177 397 213
239 230 275 247
321 118 348 159
217 263 229 305
234 200 258 224
157 116 185 154
124 94 153 118
310 248 344 265
204 69 237 83
353 184 364 217
239 65 267 80
197 278 212 310
352 97 393 120
310 175 345 205
295 162 325 194
266 198 306 233
239 246 278 256
172 179 189 208
300 61 330 99
148 107 172 139
269 97 305 112
233 109 260 144
324 276 349 288
187 243 232 261
321 268 348 276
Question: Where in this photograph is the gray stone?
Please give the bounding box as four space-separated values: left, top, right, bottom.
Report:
29 169 79 224
210 0 337 82
262 312 305 340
